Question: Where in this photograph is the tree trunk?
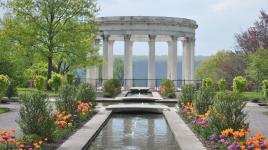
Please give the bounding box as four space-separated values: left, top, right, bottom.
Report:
47 56 53 90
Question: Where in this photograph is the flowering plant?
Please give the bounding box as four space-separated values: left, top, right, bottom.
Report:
55 111 73 129
77 101 93 116
192 111 209 128
210 128 268 150
0 129 47 150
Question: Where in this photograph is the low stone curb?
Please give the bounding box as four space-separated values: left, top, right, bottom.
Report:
163 109 206 150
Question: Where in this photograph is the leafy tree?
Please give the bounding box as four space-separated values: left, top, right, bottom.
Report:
246 49 268 91
113 57 124 81
235 10 268 54
196 50 247 83
2 0 100 89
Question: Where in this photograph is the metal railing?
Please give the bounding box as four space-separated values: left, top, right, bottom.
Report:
74 78 202 90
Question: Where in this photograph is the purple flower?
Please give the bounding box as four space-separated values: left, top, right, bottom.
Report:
220 134 227 140
10 135 15 139
2 136 8 140
229 141 240 150
209 134 218 141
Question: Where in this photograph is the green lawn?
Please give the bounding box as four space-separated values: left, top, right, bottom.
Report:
242 92 263 101
0 108 10 114
263 112 268 116
17 88 58 97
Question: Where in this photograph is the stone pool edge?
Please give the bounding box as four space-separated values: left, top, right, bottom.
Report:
57 107 206 150
57 108 112 150
163 109 206 150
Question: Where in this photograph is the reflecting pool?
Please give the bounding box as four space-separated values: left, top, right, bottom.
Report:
88 113 179 150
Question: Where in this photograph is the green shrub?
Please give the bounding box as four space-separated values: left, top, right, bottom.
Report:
77 83 96 103
262 80 268 101
20 134 41 145
218 79 227 91
208 91 248 134
103 79 121 97
178 84 195 105
160 80 176 98
56 85 77 114
6 80 18 99
34 75 46 91
17 92 54 138
66 73 75 85
48 73 62 92
193 87 215 114
202 77 213 88
0 75 10 100
233 76 247 92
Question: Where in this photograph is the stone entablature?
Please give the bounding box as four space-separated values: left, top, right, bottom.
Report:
96 16 197 42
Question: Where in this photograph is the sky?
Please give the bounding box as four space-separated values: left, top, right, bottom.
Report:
0 0 267 56
96 0 268 56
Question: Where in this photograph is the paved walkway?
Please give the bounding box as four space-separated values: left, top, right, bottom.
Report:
0 102 22 136
245 102 268 137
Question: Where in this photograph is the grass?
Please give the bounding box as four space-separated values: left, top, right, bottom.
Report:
0 107 10 114
263 112 268 116
242 91 263 101
17 88 58 97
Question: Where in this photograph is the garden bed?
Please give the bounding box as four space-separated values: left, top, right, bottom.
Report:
178 110 219 150
43 111 97 150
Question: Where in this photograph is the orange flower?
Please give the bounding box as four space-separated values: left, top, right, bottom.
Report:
221 128 233 137
8 139 15 144
240 145 245 150
254 133 265 140
11 128 16 133
265 141 268 148
0 139 5 144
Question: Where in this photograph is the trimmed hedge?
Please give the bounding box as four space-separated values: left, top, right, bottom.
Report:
160 80 176 98
103 79 121 97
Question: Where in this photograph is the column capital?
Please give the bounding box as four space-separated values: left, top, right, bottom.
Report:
148 35 157 41
95 39 101 45
108 40 115 44
124 34 131 41
170 35 178 41
102 34 110 41
184 36 195 42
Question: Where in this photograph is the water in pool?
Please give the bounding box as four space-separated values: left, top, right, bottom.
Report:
88 113 179 150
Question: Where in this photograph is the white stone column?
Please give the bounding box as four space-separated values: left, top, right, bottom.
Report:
167 36 178 83
102 35 109 80
108 40 114 79
124 35 133 90
190 38 195 81
86 38 100 86
182 37 191 83
148 35 156 89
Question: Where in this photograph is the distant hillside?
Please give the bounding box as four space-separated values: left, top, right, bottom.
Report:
77 55 209 81
114 55 209 79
